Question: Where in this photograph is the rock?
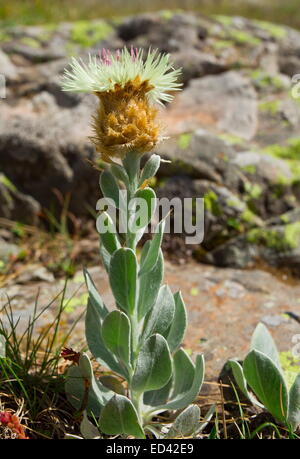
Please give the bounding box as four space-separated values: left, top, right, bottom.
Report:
231 151 293 185
164 71 258 139
203 222 300 274
0 173 40 225
14 265 55 284
172 49 227 85
0 49 18 81
279 55 300 77
0 237 20 262
156 130 238 186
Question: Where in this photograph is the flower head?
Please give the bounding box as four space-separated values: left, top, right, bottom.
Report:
0 411 28 439
61 47 182 161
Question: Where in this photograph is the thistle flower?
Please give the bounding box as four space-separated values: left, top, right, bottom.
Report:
61 47 182 161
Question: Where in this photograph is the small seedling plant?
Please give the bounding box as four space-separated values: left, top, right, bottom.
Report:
229 323 300 433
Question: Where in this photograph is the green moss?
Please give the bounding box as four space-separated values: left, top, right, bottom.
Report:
259 100 280 115
70 20 113 47
246 222 300 251
253 20 287 39
280 214 290 224
218 133 243 145
264 137 300 161
204 190 220 216
251 71 284 91
213 15 233 26
159 9 183 20
178 133 192 149
245 182 262 199
227 218 242 231
241 208 256 223
19 36 41 48
226 197 244 210
279 351 300 389
212 39 234 50
63 292 89 313
242 165 256 174
0 174 17 193
228 29 261 47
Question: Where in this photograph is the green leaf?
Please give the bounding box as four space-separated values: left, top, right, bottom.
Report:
143 377 173 407
99 170 121 208
167 291 187 353
229 359 264 408
84 268 109 321
130 187 156 242
99 394 145 439
80 411 101 439
288 372 300 431
109 248 137 314
137 244 164 320
99 375 126 396
84 270 128 378
171 348 195 399
99 244 111 273
250 323 281 369
101 310 131 367
98 212 120 255
131 334 172 394
166 405 200 438
110 164 129 187
243 349 289 423
155 354 205 412
65 355 113 417
142 285 175 340
139 154 161 186
139 219 165 276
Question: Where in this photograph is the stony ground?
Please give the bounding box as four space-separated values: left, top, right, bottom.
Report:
1 11 300 383
3 260 300 384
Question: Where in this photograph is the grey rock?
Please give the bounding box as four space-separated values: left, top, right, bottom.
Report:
168 71 257 140
0 237 20 262
0 49 18 81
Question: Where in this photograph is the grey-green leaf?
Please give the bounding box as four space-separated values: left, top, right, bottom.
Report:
143 377 173 407
80 411 101 439
171 348 195 400
139 154 161 186
167 291 187 353
166 405 200 438
98 212 120 255
229 359 264 408
109 248 137 314
110 164 129 187
142 285 175 340
288 372 300 431
99 170 121 208
99 244 111 273
65 359 113 417
137 245 164 320
250 323 281 370
243 349 289 423
84 271 128 378
84 268 109 321
139 219 165 276
99 394 145 439
101 310 131 367
131 334 172 394
156 354 205 412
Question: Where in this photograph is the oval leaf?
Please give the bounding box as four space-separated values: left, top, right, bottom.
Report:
137 244 164 320
250 323 281 369
288 372 300 431
131 334 172 394
166 405 200 438
139 219 165 276
109 248 137 314
139 154 161 186
101 310 131 367
142 285 175 340
243 349 289 423
167 291 187 353
99 394 145 439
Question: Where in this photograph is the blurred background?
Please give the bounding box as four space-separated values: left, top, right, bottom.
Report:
1 0 300 28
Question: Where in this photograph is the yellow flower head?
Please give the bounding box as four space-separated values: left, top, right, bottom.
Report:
61 47 182 161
